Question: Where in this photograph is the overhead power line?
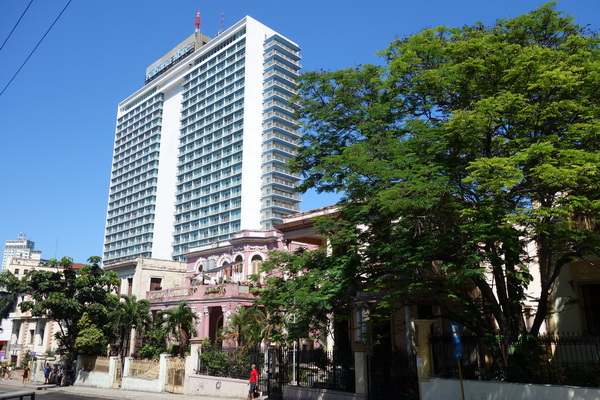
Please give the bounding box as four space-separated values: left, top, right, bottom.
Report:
0 0 35 52
0 0 73 96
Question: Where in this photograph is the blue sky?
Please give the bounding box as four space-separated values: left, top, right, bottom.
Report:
0 0 598 263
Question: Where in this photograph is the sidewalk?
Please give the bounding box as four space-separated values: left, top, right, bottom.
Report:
0 377 244 400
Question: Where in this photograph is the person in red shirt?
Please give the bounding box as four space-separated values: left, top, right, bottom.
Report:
248 364 259 399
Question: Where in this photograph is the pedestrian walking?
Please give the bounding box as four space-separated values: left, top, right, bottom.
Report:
22 365 29 384
44 363 51 384
247 363 259 400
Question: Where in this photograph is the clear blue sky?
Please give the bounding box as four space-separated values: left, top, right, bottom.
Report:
0 0 598 263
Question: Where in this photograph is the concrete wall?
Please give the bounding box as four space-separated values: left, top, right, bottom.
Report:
75 356 118 389
120 354 168 393
422 378 600 400
185 374 249 398
284 386 366 400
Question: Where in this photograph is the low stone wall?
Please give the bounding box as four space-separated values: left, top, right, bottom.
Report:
421 378 600 400
185 374 249 398
284 386 366 400
75 369 113 388
75 356 118 389
121 356 166 393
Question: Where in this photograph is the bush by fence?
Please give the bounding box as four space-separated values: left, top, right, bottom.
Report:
197 345 263 380
430 332 600 387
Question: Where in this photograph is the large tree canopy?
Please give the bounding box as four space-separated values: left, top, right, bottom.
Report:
288 3 600 340
19 256 120 358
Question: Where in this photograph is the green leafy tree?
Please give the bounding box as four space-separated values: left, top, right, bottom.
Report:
19 256 120 358
289 2 600 348
138 314 168 359
0 270 28 319
75 313 109 356
259 243 358 346
163 301 199 357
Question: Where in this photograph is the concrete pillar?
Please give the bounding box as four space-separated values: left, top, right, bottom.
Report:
354 351 368 395
412 319 434 400
159 353 169 391
123 356 133 377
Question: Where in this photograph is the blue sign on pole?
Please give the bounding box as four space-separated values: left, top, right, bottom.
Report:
450 322 463 360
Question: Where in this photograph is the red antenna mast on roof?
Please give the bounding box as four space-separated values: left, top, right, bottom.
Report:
195 11 201 33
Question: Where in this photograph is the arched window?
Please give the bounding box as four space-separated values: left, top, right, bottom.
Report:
250 255 263 280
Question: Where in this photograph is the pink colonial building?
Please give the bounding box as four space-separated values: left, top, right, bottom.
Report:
147 230 287 345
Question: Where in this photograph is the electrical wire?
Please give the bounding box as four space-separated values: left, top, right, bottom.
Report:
0 0 35 51
0 0 73 96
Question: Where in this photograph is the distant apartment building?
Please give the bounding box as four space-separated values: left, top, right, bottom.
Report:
3 254 61 364
103 16 302 264
2 233 40 270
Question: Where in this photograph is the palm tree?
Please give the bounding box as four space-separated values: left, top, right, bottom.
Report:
163 301 199 357
224 306 266 348
111 295 151 357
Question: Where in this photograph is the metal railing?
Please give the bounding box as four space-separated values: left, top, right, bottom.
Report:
430 332 600 387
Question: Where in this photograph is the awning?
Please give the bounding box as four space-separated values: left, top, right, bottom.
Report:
203 261 240 273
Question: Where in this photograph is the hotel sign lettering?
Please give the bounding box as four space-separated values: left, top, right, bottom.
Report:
145 42 195 83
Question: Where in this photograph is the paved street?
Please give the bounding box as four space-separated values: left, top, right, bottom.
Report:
0 379 244 400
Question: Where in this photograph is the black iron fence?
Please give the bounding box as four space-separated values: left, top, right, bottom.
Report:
292 348 355 392
196 345 355 394
430 332 600 387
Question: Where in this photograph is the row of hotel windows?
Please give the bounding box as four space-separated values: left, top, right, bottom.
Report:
181 85 243 122
105 248 152 262
178 158 243 184
114 127 162 161
177 168 241 193
106 208 154 228
108 186 157 209
181 83 245 120
112 148 160 180
110 169 158 186
178 148 242 174
117 108 163 135
107 205 156 227
109 177 158 203
105 222 154 239
174 224 239 243
188 29 246 75
176 176 242 201
179 123 243 161
175 199 242 222
105 233 153 250
174 210 240 233
175 192 241 214
180 100 244 145
105 221 154 241
185 45 246 90
180 93 243 132
116 102 163 146
182 51 245 98
114 119 163 154
114 132 161 164
111 161 159 183
120 87 159 113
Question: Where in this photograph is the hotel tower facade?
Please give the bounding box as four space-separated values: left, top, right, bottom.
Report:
103 16 302 264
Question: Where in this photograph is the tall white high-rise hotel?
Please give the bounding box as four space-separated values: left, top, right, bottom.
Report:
104 16 302 263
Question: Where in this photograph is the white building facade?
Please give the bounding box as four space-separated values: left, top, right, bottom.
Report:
2 233 39 270
104 16 302 264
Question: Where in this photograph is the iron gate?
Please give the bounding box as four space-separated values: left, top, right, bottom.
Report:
266 347 287 400
367 351 419 400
